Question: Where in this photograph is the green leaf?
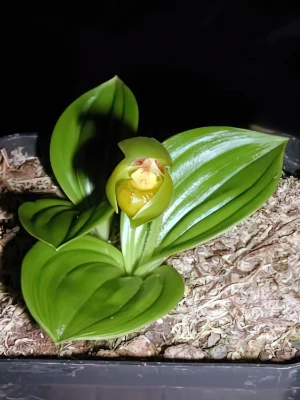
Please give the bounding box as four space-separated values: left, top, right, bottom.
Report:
50 76 139 207
59 275 143 340
120 212 163 274
155 127 287 257
18 198 114 248
74 273 163 338
73 265 184 340
120 127 288 274
120 212 149 274
21 236 183 342
21 235 125 341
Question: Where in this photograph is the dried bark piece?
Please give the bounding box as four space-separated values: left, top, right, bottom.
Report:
209 345 227 360
96 349 120 358
164 344 205 360
117 335 157 358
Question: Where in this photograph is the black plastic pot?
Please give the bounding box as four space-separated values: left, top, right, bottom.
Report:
0 133 39 159
0 133 300 399
0 359 300 399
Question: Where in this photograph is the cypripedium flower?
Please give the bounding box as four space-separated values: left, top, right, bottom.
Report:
106 137 173 227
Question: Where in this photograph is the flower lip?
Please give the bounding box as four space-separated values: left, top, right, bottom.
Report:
130 158 164 192
131 169 159 191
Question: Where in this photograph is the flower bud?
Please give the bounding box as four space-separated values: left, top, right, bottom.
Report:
106 137 173 227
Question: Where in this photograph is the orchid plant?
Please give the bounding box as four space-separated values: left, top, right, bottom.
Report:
19 77 287 342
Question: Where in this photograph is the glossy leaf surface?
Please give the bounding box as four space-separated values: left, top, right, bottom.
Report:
122 127 287 274
156 127 287 257
120 213 163 275
50 76 139 207
21 236 184 342
18 198 114 248
73 265 184 340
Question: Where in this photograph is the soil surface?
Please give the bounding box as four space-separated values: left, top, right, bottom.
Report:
0 148 300 361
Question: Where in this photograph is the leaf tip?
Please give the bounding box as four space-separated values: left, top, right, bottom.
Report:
112 74 122 84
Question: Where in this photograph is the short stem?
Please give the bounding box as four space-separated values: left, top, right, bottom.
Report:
133 258 165 277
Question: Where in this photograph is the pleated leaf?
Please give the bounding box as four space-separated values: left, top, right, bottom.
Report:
124 127 287 274
120 212 164 275
155 126 287 257
50 76 139 207
21 236 184 342
18 198 114 248
72 265 184 340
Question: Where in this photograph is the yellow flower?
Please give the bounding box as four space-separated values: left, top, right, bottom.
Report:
106 137 173 227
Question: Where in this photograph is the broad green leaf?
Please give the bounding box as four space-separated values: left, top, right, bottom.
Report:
120 127 288 274
155 127 287 257
74 274 163 338
21 240 56 339
21 235 126 342
54 262 123 332
111 265 184 338
59 275 142 340
72 265 184 340
21 236 183 342
50 76 139 207
18 198 114 248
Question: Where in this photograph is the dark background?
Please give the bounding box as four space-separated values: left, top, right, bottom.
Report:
1 2 300 141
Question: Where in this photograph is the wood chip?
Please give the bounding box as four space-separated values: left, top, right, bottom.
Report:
164 344 205 360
